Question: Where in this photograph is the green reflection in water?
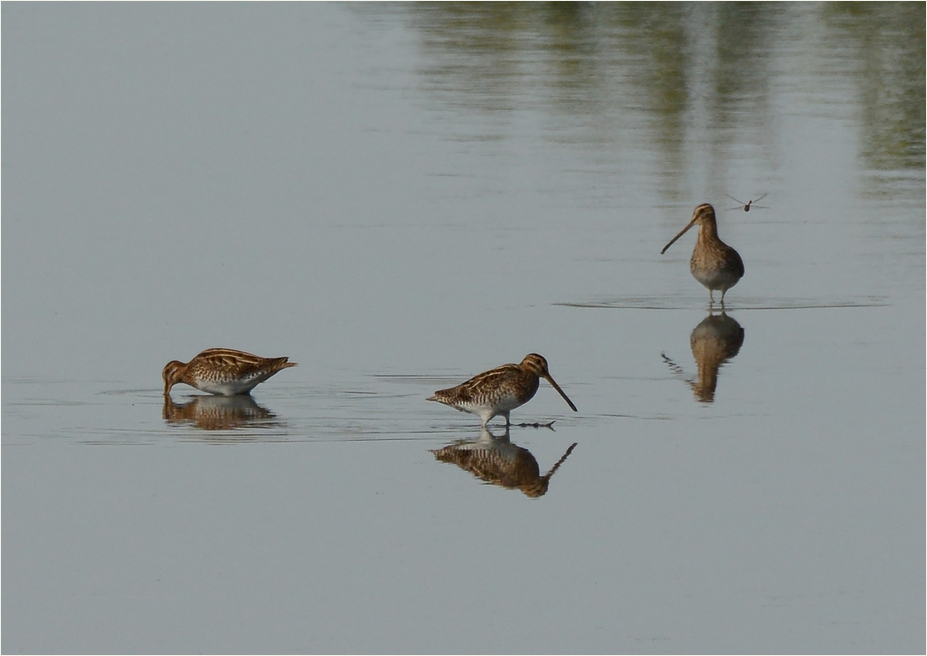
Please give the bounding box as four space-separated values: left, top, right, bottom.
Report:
824 2 925 172
379 1 923 183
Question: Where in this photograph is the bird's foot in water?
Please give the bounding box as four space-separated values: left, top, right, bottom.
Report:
514 420 556 430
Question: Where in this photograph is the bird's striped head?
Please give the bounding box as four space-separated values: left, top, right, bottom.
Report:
691 203 717 225
520 354 577 413
661 203 718 254
162 360 186 395
520 353 550 377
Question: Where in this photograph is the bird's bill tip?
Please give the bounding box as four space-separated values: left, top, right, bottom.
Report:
661 219 695 254
544 375 577 412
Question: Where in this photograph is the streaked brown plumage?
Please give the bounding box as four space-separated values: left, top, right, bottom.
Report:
661 203 745 305
427 353 577 428
162 348 297 396
431 428 577 498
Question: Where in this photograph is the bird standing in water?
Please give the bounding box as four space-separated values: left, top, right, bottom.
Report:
661 203 745 306
163 348 297 396
428 353 577 428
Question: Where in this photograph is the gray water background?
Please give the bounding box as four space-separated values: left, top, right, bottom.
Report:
2 3 924 653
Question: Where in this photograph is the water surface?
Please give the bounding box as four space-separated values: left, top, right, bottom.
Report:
3 3 924 653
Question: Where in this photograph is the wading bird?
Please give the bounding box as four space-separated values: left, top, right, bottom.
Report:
661 203 744 306
428 353 576 428
163 348 297 396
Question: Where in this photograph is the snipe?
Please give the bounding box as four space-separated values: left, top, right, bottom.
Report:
661 203 745 306
163 348 297 396
428 353 577 428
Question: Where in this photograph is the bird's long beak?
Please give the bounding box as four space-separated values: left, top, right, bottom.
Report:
661 218 697 255
544 375 577 412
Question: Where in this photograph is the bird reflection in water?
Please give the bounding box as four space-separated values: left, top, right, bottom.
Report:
431 427 577 498
662 311 745 403
162 394 280 431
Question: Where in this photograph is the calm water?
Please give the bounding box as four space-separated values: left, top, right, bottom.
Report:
3 3 924 653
